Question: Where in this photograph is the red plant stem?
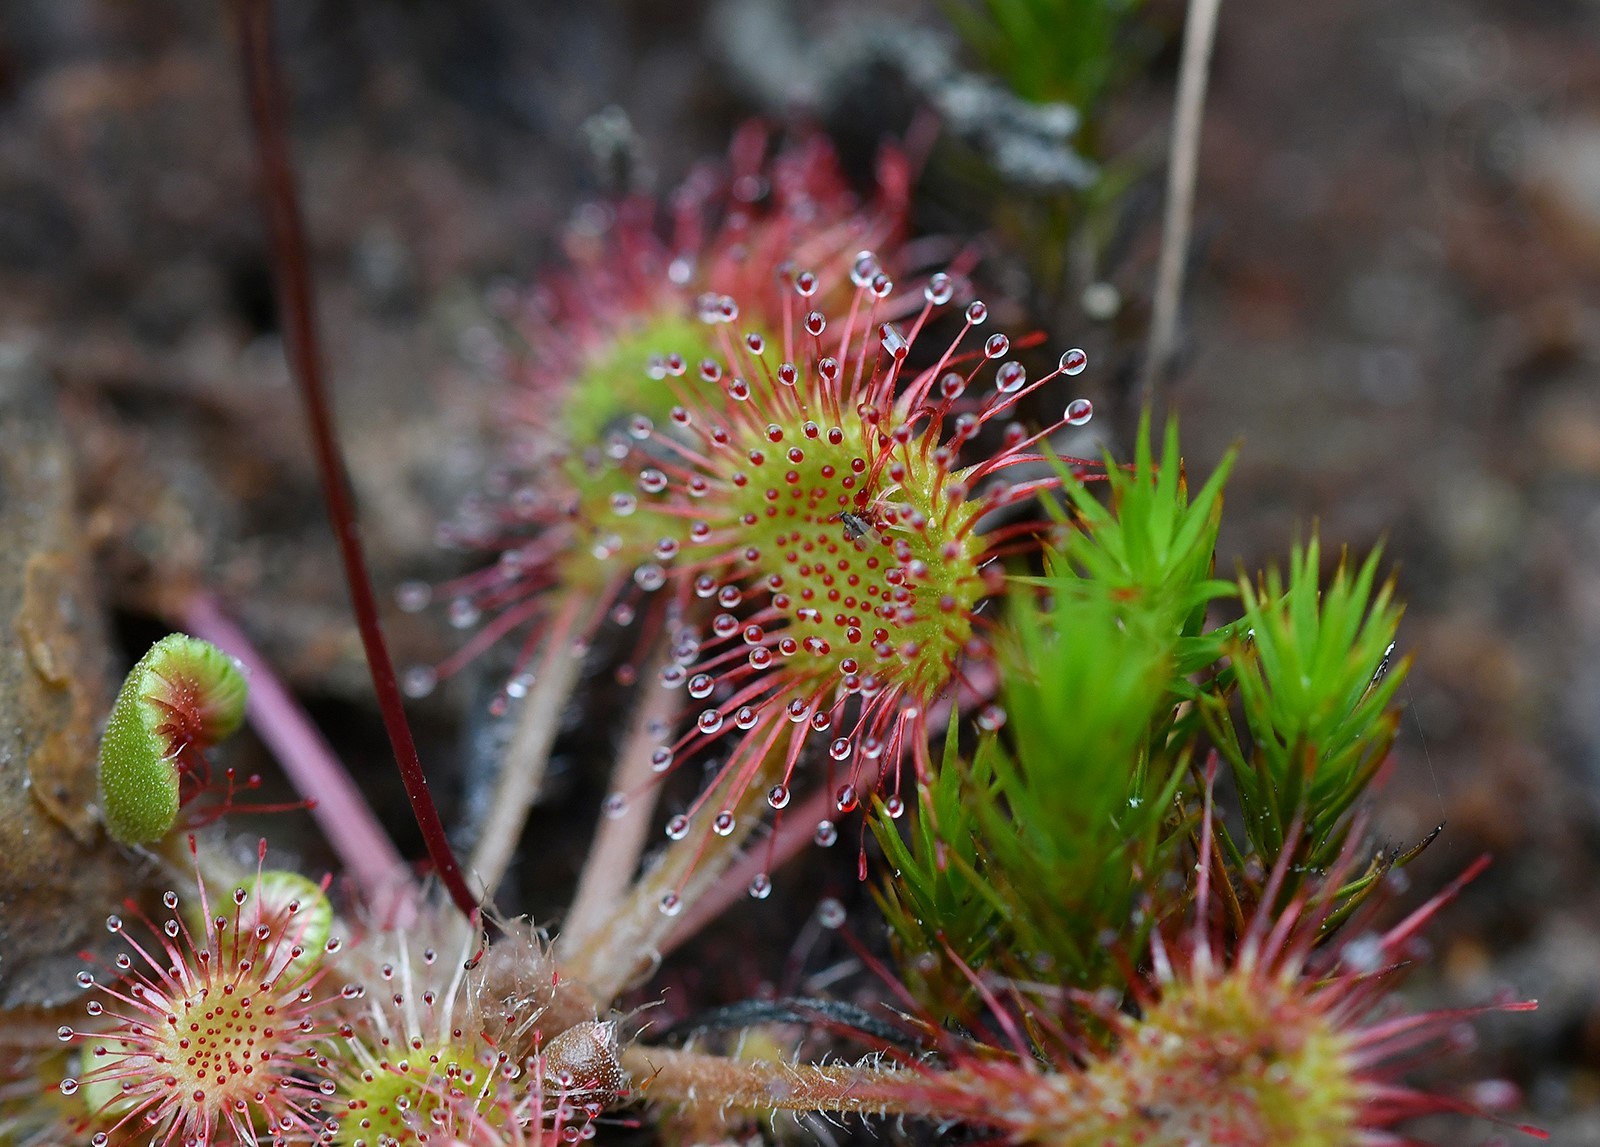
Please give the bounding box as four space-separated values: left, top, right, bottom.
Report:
235 0 478 922
181 592 418 926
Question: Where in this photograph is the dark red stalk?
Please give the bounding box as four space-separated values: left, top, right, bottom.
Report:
235 0 479 922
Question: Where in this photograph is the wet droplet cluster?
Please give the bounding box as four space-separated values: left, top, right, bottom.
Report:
412 126 913 705
603 250 1094 889
60 841 339 1147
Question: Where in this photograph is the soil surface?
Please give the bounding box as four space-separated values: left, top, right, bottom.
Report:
0 1 1595 1142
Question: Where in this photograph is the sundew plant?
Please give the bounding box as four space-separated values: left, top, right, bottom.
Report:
0 4 1547 1147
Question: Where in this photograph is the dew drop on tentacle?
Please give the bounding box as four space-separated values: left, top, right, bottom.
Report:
984 333 1010 360
1064 398 1094 426
817 898 846 929
1059 347 1088 376
885 794 905 819
748 873 773 900
402 666 437 699
924 272 954 306
850 251 880 286
659 893 682 917
978 704 1008 731
448 598 481 629
395 581 431 613
966 300 988 325
637 468 668 494
880 324 909 360
634 563 666 591
995 361 1026 393
767 784 791 810
602 793 629 820
814 819 838 848
665 814 690 841
712 811 736 837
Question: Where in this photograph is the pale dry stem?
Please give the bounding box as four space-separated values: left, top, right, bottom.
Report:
660 784 833 958
469 594 588 901
556 651 676 957
1139 0 1224 404
560 760 778 1006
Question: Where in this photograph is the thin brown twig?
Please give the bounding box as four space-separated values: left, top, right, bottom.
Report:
1138 0 1223 405
235 0 478 921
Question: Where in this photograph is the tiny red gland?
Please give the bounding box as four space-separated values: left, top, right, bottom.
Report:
59 838 338 1147
614 254 1098 894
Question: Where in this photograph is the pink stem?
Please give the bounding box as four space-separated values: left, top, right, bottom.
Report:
182 592 417 926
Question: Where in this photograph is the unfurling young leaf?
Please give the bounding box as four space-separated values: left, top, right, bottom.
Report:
96 634 248 846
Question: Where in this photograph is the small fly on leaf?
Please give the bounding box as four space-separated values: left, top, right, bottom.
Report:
835 510 883 547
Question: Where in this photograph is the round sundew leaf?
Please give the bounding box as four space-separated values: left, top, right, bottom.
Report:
178 867 332 984
79 1046 135 1121
96 634 249 846
254 869 333 983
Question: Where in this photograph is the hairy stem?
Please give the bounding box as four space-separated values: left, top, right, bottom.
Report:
557 651 675 956
468 594 588 901
180 593 417 924
622 1046 911 1115
1138 0 1223 404
236 0 477 920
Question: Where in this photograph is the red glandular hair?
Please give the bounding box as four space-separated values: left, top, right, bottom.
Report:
604 254 1095 907
414 124 915 706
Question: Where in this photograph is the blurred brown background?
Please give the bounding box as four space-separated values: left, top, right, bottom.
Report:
0 0 1595 1140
